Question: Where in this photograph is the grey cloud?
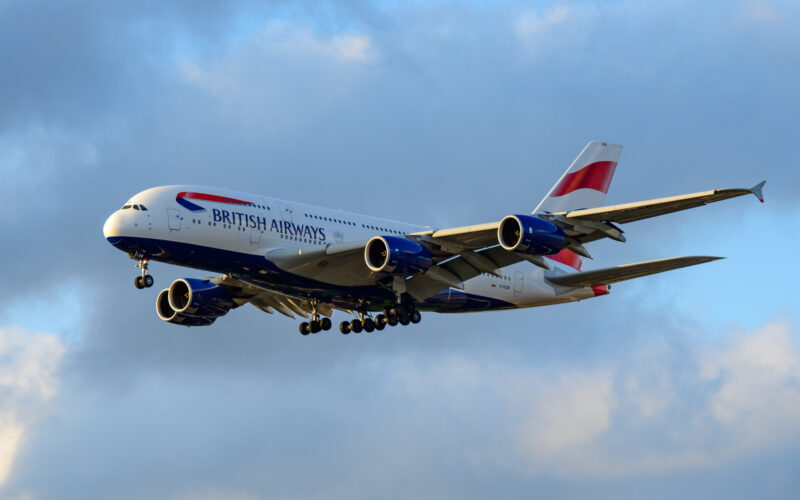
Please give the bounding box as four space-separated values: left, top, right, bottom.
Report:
0 1 798 497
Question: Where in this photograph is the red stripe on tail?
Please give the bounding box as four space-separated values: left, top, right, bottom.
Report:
551 161 617 197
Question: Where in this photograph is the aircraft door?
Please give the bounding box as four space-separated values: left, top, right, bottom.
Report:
168 209 181 231
250 226 261 245
514 271 524 293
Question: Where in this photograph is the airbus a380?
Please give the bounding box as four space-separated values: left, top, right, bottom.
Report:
103 142 765 335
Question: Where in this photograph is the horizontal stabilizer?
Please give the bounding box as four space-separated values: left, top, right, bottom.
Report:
545 256 723 288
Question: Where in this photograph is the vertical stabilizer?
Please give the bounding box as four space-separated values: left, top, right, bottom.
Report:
534 141 623 214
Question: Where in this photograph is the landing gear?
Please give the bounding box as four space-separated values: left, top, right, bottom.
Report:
134 258 153 289
299 299 333 336
363 318 375 333
307 299 422 337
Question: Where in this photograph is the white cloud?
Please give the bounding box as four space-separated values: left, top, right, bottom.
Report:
518 370 616 460
0 326 64 489
176 23 378 132
700 320 800 451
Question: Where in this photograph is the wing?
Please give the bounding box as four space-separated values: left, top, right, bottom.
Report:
544 256 722 288
213 275 338 319
248 182 762 303
542 182 765 244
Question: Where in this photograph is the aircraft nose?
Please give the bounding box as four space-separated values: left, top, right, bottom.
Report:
103 211 122 241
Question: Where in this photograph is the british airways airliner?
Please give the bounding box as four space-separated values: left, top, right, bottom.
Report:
103 142 765 335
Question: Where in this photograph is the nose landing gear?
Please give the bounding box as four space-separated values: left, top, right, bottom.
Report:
134 258 154 289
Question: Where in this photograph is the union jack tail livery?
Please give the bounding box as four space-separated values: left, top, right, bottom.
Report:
535 141 623 214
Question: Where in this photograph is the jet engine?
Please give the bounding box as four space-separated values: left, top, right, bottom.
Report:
497 214 567 255
155 278 237 326
365 236 433 275
156 289 216 326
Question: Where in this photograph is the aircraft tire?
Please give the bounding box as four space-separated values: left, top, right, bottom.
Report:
134 276 145 289
363 318 375 332
375 314 386 330
143 275 154 288
387 314 399 327
410 311 421 324
351 319 363 333
398 313 411 326
321 317 332 331
310 320 322 333
339 321 351 334
299 322 310 335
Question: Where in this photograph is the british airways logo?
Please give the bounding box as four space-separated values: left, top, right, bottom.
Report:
178 192 326 241
212 208 326 241
176 192 254 212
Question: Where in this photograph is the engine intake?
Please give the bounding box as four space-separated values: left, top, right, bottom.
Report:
365 236 432 275
498 214 567 255
156 288 216 326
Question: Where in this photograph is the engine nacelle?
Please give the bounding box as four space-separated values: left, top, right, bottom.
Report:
156 288 216 326
167 278 236 319
365 236 432 275
498 214 567 255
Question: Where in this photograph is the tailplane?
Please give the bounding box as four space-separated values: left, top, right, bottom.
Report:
534 141 623 214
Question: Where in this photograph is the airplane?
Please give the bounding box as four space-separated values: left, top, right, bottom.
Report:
102 141 765 335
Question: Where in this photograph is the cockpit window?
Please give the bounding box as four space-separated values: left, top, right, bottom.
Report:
122 204 132 210
133 205 140 210
139 205 148 211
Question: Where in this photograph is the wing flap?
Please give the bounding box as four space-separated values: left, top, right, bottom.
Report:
545 256 723 288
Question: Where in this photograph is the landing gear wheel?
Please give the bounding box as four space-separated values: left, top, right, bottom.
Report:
143 275 154 288
398 313 411 326
299 322 310 335
310 320 322 334
134 276 145 289
321 317 332 331
339 321 351 334
387 314 399 327
363 318 375 333
410 310 421 324
350 319 363 333
375 314 386 331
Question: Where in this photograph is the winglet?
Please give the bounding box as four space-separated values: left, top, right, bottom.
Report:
750 180 766 203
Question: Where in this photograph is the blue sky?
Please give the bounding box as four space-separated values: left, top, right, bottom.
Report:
0 1 799 498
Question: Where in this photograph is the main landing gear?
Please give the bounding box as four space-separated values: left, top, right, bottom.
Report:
337 302 421 336
299 300 333 335
134 258 154 289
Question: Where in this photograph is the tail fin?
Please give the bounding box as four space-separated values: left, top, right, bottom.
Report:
534 141 623 214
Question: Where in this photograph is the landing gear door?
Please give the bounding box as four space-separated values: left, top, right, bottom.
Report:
168 209 181 231
514 271 524 293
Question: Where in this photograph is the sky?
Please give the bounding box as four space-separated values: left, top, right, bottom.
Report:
0 0 799 498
